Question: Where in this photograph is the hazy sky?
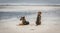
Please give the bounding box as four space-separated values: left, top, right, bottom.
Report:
0 0 60 5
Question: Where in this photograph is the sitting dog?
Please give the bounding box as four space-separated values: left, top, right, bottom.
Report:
19 16 29 25
36 12 41 25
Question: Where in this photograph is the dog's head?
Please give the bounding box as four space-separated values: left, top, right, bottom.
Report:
38 12 42 16
20 16 25 21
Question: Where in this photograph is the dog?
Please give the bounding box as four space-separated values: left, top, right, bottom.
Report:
36 12 41 25
19 16 29 25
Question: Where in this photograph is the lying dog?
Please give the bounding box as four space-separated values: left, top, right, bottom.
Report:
19 16 29 25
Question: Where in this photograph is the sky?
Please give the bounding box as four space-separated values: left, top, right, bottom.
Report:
0 0 60 5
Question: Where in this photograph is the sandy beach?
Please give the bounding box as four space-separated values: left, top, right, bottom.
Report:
0 6 60 33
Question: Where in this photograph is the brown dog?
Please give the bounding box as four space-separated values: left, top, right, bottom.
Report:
36 12 42 25
19 16 29 25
